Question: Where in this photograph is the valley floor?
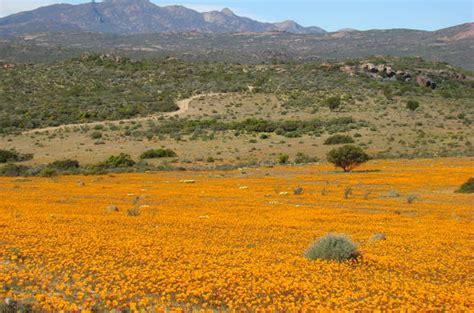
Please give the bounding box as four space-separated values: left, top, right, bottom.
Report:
0 158 472 311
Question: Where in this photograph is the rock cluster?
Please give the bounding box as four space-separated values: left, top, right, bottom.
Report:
340 62 444 89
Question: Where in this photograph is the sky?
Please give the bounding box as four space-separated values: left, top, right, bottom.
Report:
0 0 472 31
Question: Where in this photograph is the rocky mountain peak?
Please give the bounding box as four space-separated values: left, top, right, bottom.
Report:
221 8 235 16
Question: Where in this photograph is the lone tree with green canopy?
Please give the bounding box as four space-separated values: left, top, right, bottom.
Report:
327 145 370 172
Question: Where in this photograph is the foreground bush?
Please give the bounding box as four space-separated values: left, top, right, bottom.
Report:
140 149 177 159
304 233 360 262
327 145 370 172
324 134 354 145
455 178 474 193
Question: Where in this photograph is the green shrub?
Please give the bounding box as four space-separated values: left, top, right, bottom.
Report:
324 134 354 145
294 152 319 164
49 159 80 171
0 149 33 163
0 164 30 177
140 149 177 159
406 100 420 111
327 145 370 172
101 153 136 168
324 97 341 110
38 167 58 177
304 233 360 262
90 131 103 139
127 207 141 216
278 154 289 164
455 178 474 193
0 150 18 163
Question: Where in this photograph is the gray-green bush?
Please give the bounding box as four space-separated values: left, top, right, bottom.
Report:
304 233 360 262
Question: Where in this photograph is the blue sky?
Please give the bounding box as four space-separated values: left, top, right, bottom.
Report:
0 0 472 31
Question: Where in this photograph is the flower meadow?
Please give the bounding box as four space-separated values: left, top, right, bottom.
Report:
0 158 472 311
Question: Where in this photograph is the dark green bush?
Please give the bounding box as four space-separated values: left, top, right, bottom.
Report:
304 233 360 262
0 164 29 176
278 154 289 164
0 149 33 163
90 131 103 139
38 167 58 177
327 145 370 172
324 97 341 110
100 153 136 168
324 134 354 145
294 152 319 164
406 100 420 111
49 159 80 171
139 149 177 159
455 178 474 193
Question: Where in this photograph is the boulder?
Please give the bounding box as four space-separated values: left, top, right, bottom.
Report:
370 233 386 241
401 73 412 82
376 64 386 73
105 205 120 213
416 75 436 89
362 63 377 73
386 67 395 77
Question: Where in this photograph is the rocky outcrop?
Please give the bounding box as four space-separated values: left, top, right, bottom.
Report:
341 62 441 88
416 75 437 89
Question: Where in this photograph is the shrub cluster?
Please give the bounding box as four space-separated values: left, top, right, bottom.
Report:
140 149 177 159
0 149 33 163
147 117 369 139
324 134 354 145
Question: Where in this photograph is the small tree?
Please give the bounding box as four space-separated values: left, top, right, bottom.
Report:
326 145 370 172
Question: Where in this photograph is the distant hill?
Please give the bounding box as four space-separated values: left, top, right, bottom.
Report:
0 0 326 35
0 23 472 70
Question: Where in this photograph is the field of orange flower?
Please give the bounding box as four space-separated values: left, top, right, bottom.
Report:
1 158 473 311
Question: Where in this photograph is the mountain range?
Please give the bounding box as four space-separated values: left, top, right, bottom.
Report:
0 0 326 35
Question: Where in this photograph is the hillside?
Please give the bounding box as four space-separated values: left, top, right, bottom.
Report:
0 55 472 168
0 0 325 35
0 23 472 70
